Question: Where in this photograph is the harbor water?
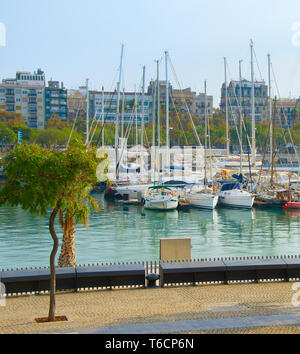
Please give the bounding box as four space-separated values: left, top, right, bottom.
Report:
1 193 300 270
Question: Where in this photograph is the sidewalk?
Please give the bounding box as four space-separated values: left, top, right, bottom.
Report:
1 282 300 334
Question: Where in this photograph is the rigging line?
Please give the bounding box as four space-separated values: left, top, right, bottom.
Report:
117 81 145 168
66 97 84 148
225 62 252 150
253 48 264 82
88 69 119 146
95 90 118 147
271 62 300 167
167 54 202 146
116 98 140 177
169 94 189 145
225 63 242 147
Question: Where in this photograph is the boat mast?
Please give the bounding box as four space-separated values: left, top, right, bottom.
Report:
155 59 160 184
204 80 208 190
141 66 145 147
115 43 124 181
239 60 243 174
250 39 256 167
165 51 170 169
121 88 125 142
271 96 276 185
268 53 273 180
101 86 105 146
135 86 138 146
85 78 89 145
224 57 229 156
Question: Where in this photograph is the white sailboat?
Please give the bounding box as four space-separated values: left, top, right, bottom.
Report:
218 181 254 208
144 186 178 210
144 57 178 210
186 80 218 209
186 185 219 209
217 42 255 209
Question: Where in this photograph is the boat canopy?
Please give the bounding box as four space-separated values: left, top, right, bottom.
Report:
148 185 173 191
220 182 241 192
232 173 244 183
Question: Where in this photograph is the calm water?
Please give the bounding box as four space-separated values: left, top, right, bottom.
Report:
1 193 300 269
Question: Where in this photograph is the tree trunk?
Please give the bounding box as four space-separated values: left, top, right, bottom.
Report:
58 215 76 268
48 207 59 322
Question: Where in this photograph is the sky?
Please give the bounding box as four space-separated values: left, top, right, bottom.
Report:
1 0 300 106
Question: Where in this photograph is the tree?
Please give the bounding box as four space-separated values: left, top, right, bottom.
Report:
0 141 105 322
0 110 26 126
11 125 33 142
0 122 17 144
45 116 70 130
35 128 62 147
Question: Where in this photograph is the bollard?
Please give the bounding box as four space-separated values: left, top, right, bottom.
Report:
146 273 160 288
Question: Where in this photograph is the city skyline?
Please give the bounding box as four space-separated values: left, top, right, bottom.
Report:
1 0 300 107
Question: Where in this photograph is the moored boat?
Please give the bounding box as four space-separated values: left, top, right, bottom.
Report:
144 186 178 210
186 185 219 210
283 201 300 209
218 182 254 209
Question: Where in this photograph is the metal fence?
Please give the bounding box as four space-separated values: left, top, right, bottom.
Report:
1 255 300 296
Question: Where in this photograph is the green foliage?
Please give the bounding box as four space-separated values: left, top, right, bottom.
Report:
0 122 17 143
0 141 104 225
11 125 33 141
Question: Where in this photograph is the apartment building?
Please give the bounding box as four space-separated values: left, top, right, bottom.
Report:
273 98 300 126
0 69 45 129
45 81 68 122
89 90 153 126
220 80 268 125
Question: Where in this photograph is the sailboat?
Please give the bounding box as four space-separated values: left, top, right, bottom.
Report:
144 57 178 210
186 80 218 210
144 185 179 210
254 55 290 208
218 180 254 208
217 54 254 209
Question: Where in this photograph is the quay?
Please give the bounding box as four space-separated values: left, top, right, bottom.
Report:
1 281 300 334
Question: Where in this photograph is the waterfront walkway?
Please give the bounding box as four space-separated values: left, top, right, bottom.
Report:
1 282 300 334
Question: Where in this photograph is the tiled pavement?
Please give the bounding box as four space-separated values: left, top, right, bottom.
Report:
1 282 300 334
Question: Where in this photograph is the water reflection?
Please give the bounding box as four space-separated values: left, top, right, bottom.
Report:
1 194 300 269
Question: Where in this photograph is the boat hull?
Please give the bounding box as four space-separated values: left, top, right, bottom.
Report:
186 193 219 210
218 191 254 209
114 185 150 199
283 202 300 209
144 198 178 210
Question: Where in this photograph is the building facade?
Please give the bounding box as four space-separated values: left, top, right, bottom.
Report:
89 90 153 126
45 81 68 122
192 93 213 122
273 98 300 126
220 80 268 125
0 69 46 129
147 81 213 122
67 88 87 122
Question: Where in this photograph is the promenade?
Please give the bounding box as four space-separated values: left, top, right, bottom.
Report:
1 281 300 334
